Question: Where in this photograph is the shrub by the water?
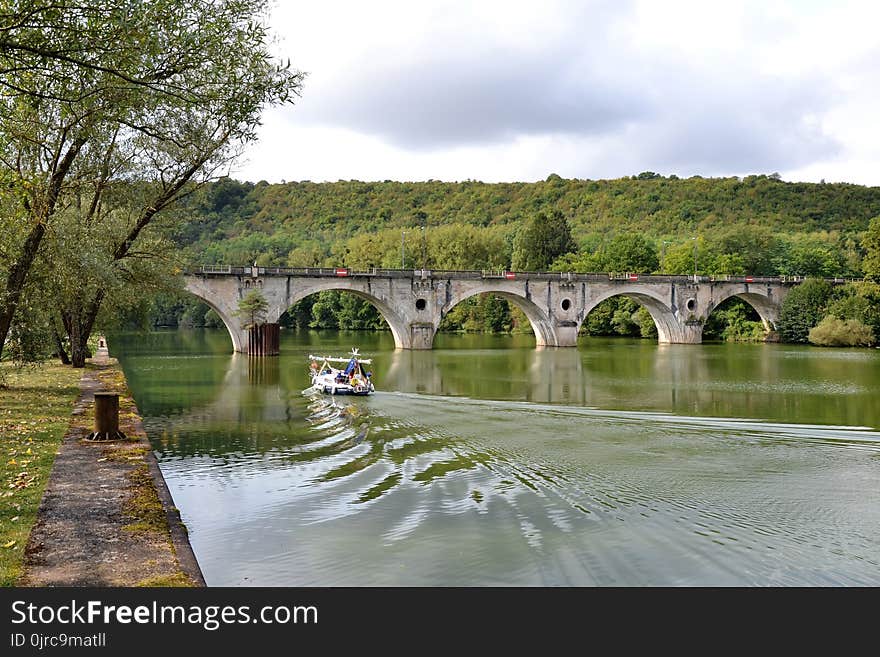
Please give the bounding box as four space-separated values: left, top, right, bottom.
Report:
777 278 833 343
825 281 880 339
807 316 875 347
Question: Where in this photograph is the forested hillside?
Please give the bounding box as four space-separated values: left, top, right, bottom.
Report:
176 173 880 274
145 173 880 346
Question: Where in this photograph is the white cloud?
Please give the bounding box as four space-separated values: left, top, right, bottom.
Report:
230 0 880 185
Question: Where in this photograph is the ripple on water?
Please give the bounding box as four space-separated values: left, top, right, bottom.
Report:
155 389 880 586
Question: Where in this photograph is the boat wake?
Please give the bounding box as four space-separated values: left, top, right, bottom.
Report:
154 388 880 586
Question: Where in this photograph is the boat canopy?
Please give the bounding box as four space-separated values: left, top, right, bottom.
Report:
308 354 373 365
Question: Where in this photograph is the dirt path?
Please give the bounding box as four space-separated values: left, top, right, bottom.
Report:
19 346 204 587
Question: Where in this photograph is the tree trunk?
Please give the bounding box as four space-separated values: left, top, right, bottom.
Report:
52 324 71 365
67 313 86 368
70 339 89 367
0 222 46 362
62 291 104 368
0 137 85 362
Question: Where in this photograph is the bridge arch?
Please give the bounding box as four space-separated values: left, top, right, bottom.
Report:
583 288 684 343
708 290 780 330
443 287 558 347
196 296 245 352
183 279 247 353
286 283 411 350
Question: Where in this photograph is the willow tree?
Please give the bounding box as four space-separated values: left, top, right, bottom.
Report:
0 0 303 364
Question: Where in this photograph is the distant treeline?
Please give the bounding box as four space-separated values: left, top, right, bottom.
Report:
134 173 880 344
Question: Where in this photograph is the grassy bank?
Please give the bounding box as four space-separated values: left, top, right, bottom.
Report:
0 362 81 586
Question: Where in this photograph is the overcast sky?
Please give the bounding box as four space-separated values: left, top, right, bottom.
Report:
229 0 880 186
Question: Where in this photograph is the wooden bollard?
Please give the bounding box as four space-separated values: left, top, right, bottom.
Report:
86 392 127 441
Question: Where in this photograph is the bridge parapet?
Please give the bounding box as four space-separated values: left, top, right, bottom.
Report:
187 265 836 286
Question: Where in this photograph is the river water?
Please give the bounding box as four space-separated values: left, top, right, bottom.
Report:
110 330 880 586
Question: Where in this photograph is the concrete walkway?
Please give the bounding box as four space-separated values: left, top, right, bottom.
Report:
19 346 204 586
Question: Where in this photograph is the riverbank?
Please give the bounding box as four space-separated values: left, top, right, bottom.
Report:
0 362 81 585
1 347 204 586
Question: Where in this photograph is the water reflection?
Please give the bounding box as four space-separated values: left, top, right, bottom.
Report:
109 329 880 586
247 356 280 385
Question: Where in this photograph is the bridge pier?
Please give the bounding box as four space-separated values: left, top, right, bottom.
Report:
247 323 280 356
552 323 580 347
408 323 437 350
664 321 704 344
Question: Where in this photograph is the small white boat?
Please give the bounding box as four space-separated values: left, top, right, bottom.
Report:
308 349 375 396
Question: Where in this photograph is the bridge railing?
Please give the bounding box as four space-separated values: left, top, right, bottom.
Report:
198 265 234 274
187 265 856 286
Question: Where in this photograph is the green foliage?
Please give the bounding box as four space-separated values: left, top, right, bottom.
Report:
182 176 880 264
286 242 327 268
601 234 659 272
110 173 880 342
511 210 575 271
660 238 701 275
635 307 658 338
703 298 766 342
709 226 781 275
5 313 53 364
777 279 833 343
203 309 223 329
234 290 269 329
331 223 513 271
439 296 514 333
282 297 316 329
0 267 56 364
660 228 787 277
825 281 880 339
309 292 339 330
426 224 512 270
553 234 659 273
774 236 845 277
336 295 385 330
41 197 189 366
863 216 880 280
581 297 657 338
808 317 875 347
179 175 880 283
140 294 191 328
303 292 385 330
0 0 303 361
582 298 617 335
611 305 640 335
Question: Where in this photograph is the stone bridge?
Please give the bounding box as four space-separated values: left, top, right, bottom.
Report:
183 266 802 353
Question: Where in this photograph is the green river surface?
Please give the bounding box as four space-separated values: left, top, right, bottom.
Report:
109 329 880 586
